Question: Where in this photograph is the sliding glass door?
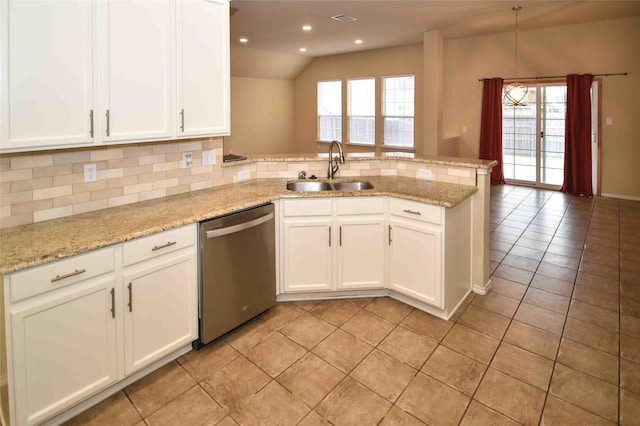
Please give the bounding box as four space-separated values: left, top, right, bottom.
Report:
502 84 567 188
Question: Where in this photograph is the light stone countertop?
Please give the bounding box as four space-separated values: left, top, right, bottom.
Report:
0 176 477 275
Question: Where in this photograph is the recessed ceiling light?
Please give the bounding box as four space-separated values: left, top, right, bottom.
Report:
239 37 248 43
355 39 363 44
302 25 312 31
299 48 307 52
331 14 357 22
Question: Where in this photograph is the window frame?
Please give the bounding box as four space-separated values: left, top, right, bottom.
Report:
347 77 376 146
382 74 415 149
317 80 343 142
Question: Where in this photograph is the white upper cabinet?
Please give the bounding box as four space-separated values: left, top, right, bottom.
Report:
177 0 230 137
0 0 96 152
100 0 174 142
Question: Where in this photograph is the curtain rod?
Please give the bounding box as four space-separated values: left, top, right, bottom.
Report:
478 72 628 82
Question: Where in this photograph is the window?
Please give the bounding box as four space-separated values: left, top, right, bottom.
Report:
317 80 342 141
347 78 375 144
383 75 415 147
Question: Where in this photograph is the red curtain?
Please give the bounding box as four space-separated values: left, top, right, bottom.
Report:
479 78 505 184
561 74 594 196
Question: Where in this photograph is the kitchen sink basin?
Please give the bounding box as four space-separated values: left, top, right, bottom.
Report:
333 181 374 191
286 181 332 192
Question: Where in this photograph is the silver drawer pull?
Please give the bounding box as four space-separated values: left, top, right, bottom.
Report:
152 241 177 251
403 209 422 216
51 268 86 282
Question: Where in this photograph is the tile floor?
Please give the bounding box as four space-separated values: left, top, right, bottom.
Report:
67 185 640 425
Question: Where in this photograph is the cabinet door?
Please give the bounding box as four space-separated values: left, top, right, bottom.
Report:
388 219 443 308
177 0 230 136
1 0 95 152
282 219 333 292
337 218 386 290
101 0 173 142
122 252 197 375
10 277 117 425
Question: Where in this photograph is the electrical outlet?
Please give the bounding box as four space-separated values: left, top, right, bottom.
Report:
237 170 251 181
462 126 468 133
83 163 97 183
182 152 193 168
202 150 216 166
606 117 613 125
418 169 433 180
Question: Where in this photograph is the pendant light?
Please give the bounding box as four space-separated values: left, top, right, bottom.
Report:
503 6 530 106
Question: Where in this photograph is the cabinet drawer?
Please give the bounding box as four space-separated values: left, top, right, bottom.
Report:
123 225 196 267
336 197 385 215
389 198 442 225
10 247 115 302
282 199 332 217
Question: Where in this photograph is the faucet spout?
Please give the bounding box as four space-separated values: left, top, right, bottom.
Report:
327 140 345 179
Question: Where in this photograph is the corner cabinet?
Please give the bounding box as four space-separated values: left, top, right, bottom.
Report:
2 225 197 425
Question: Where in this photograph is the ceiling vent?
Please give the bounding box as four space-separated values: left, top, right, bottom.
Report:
331 14 357 22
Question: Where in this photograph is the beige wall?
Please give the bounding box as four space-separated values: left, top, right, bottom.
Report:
443 16 640 198
294 44 424 153
226 77 296 155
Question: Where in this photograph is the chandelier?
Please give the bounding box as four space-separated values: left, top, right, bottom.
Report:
503 6 530 106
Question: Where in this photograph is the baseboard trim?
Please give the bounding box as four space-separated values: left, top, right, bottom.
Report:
601 193 640 201
472 279 492 295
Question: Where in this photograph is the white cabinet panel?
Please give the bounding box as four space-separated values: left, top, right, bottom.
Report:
177 0 230 136
1 0 95 151
282 219 333 292
337 219 385 290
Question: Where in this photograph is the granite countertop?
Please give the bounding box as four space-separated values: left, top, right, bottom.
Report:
0 176 477 275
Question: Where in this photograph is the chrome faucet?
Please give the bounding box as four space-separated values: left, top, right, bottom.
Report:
327 140 345 179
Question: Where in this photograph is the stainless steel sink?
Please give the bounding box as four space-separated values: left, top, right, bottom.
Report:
286 181 332 192
333 181 374 191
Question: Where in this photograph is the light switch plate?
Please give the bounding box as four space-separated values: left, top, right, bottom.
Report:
238 170 251 181
182 152 193 168
418 169 433 180
202 150 216 166
83 163 97 183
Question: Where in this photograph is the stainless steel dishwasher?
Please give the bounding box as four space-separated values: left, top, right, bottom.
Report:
195 203 276 348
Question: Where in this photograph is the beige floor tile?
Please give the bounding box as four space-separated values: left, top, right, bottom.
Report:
441 324 500 364
568 300 619 332
379 406 425 425
311 329 373 373
492 264 535 285
421 346 486 396
65 391 142 426
351 349 417 402
178 340 239 382
622 314 640 338
579 260 620 281
364 297 413 323
514 303 566 335
575 271 620 295
557 338 619 385
582 250 620 269
501 254 540 272
573 285 620 312
621 333 640 363
537 263 577 284
200 356 271 413
490 342 554 391
503 320 561 360
471 292 520 318
259 303 306 330
345 297 375 309
541 252 581 270
316 377 391 425
277 353 345 407
378 326 437 369
541 395 615 426
508 245 545 261
298 411 331 426
341 310 396 346
490 276 527 300
459 400 520 426
545 243 583 259
399 309 454 342
458 305 511 339
294 300 322 311
397 373 469 426
474 368 546 426
309 299 360 326
621 298 640 318
529 274 574 298
620 358 640 394
281 313 336 350
125 362 196 418
622 281 640 302
224 317 276 354
549 364 618 422
563 317 619 355
620 389 640 426
523 288 571 315
215 417 238 426
144 386 226 426
245 332 307 377
230 381 309 425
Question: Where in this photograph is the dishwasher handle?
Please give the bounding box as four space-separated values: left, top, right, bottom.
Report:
205 212 274 239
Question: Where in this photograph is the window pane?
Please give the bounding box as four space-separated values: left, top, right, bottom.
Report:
348 78 375 144
383 75 414 147
318 80 342 141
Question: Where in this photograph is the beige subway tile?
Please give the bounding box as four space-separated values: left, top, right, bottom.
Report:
178 174 204 185
288 163 309 172
90 187 123 201
11 177 54 192
165 152 183 163
365 169 381 176
0 157 11 171
191 180 213 191
34 205 73 222
107 175 138 189
152 178 179 190
123 145 153 158
166 168 192 179
123 164 153 177
0 168 32 183
139 171 167 184
257 171 278 179
53 173 84 186
349 162 371 170
91 148 124 162
0 214 33 229
97 168 124 180
396 162 407 170
53 193 91 208
437 175 460 184
276 171 297 179
190 165 214 175
153 161 180 173
108 193 139 208
460 177 476 187
11 154 54 170
179 141 203 152
1 182 11 194
139 188 166 201
138 154 166 166
73 180 108 194
33 185 72 201
124 182 154 195
166 184 191 196
0 205 10 218
153 142 179 154
72 160 107 175
33 164 73 178
448 168 474 178
73 199 109 215
11 199 53 215
381 169 398 176
0 190 32 206
53 151 91 165
397 170 414 178
107 157 138 169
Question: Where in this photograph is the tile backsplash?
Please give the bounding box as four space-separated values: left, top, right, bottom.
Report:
0 139 477 229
